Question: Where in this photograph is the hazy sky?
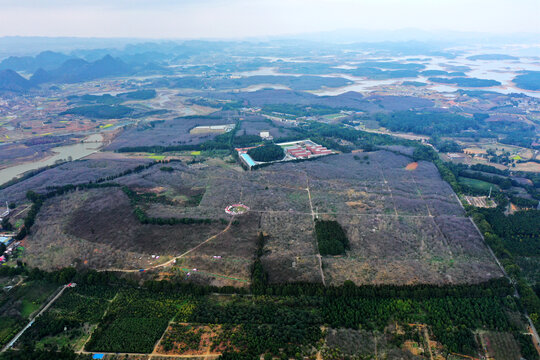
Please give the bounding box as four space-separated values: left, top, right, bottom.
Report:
0 0 539 39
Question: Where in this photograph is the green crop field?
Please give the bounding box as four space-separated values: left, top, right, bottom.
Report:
458 176 499 191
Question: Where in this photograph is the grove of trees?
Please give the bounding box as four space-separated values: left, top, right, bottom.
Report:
247 144 285 162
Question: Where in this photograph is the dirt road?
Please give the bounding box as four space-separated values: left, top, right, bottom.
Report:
99 216 235 273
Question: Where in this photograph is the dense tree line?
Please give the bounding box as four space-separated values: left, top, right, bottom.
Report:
119 89 156 100
412 145 438 161
117 141 231 154
121 186 213 225
60 105 134 119
513 71 540 91
85 289 182 353
470 208 540 329
4 263 532 358
434 160 518 201
132 205 213 225
487 120 536 148
233 134 264 147
478 209 540 256
0 348 89 360
18 312 80 347
428 77 501 87
251 233 268 294
262 104 337 117
509 195 538 208
430 136 462 152
470 163 509 176
433 159 462 193
322 295 514 355
375 111 480 136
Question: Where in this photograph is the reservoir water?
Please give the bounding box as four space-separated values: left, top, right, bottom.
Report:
0 134 103 186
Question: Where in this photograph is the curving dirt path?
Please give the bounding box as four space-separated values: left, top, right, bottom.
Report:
99 216 235 273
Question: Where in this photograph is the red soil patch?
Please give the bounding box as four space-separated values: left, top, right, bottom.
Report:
405 162 418 171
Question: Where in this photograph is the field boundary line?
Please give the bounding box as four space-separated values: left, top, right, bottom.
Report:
149 320 174 359
376 162 399 216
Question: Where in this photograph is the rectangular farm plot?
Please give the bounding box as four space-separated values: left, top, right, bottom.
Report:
239 183 312 213
249 168 308 190
259 213 322 284
262 253 323 284
322 256 452 285
85 290 184 353
310 180 395 215
260 213 317 256
321 213 503 285
156 323 228 356
433 216 497 258
390 194 431 216
424 195 465 217
340 215 451 260
292 154 384 182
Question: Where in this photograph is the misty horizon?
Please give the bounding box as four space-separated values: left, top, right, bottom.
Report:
0 0 538 39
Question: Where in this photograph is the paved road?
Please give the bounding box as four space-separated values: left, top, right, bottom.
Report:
1 285 68 352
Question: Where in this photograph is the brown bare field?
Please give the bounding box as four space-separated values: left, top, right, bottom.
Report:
324 327 425 360
156 323 232 356
464 196 496 208
514 161 540 173
23 150 502 286
24 188 228 270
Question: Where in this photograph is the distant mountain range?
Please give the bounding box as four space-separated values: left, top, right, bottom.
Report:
0 54 135 92
30 55 133 84
0 50 74 72
0 70 33 92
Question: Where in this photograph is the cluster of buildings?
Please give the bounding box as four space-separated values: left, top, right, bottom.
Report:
0 236 17 264
284 141 333 159
236 139 335 169
189 123 235 134
259 131 273 140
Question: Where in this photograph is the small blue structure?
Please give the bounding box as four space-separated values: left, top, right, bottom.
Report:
0 237 11 246
240 153 256 168
92 354 104 359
